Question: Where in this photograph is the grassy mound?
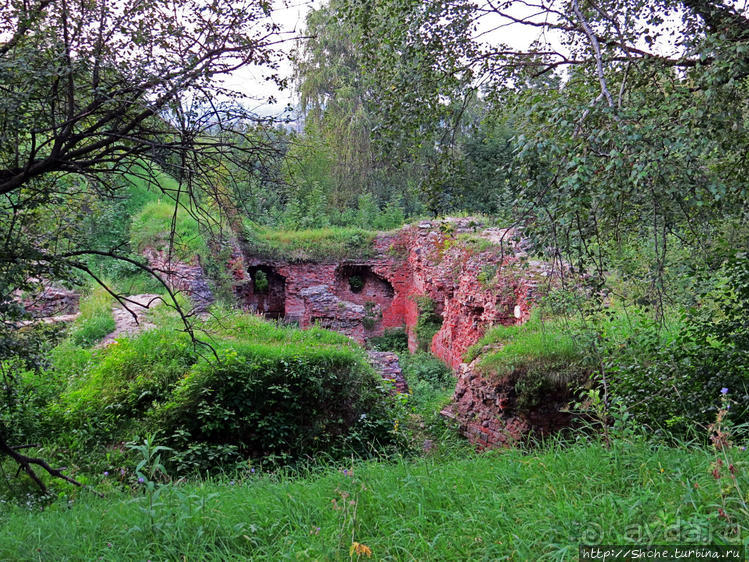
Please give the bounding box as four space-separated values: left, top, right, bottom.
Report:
464 314 588 411
51 310 397 472
130 200 211 261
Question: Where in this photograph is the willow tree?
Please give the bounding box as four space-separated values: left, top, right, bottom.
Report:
293 0 481 215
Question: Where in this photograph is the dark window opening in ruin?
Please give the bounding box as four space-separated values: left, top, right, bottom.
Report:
335 265 394 306
348 275 364 293
253 270 269 293
244 266 286 319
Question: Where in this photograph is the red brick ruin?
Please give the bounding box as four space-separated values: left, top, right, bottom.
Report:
147 218 566 448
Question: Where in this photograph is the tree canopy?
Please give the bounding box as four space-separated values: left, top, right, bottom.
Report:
329 0 748 310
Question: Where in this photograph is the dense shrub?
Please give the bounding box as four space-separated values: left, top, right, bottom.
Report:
413 296 442 352
154 341 393 472
400 352 453 388
0 358 67 445
400 351 454 414
56 329 198 439
607 254 749 435
368 327 409 353
52 312 398 472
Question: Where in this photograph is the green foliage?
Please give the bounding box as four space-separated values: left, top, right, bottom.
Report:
0 358 66 446
367 328 409 353
348 275 364 293
401 352 453 389
361 302 379 331
476 263 498 288
57 329 198 440
243 222 377 262
606 254 749 435
69 287 115 347
412 296 442 352
253 270 269 293
457 234 496 256
52 309 398 473
126 434 174 534
156 340 392 472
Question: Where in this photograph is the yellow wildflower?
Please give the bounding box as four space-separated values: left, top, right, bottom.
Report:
350 542 373 558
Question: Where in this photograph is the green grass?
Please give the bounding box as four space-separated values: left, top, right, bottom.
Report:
44 305 392 472
464 314 582 375
130 200 210 261
68 286 116 347
243 221 377 262
1 437 747 560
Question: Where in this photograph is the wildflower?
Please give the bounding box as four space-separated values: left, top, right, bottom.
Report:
251 468 255 474
120 468 126 476
138 477 145 483
721 387 729 395
229 481 235 486
103 471 109 477
350 542 372 558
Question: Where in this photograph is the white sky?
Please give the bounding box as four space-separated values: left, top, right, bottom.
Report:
222 0 545 118
220 1 321 117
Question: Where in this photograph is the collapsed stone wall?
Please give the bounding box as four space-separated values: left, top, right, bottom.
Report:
442 362 573 449
17 284 80 318
142 248 215 313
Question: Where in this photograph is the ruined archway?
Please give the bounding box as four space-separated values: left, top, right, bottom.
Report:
240 266 287 319
334 264 394 304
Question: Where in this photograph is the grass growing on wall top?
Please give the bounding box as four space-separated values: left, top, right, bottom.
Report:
243 221 378 261
464 313 581 371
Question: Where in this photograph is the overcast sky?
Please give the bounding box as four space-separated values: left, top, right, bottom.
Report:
222 0 650 119
218 1 320 117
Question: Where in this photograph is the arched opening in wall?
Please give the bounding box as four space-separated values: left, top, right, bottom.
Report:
334 265 395 306
244 266 286 319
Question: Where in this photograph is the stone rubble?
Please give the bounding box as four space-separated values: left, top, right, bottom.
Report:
366 350 408 393
441 361 573 449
